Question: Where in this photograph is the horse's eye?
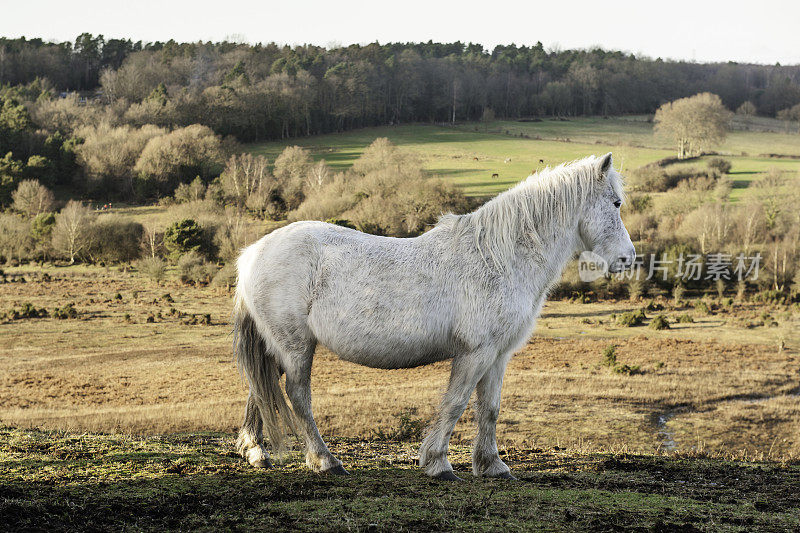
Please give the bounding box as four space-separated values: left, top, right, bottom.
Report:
613 200 621 208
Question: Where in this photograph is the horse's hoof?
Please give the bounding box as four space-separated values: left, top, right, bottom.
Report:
322 464 349 476
250 458 272 469
434 470 463 482
492 471 517 480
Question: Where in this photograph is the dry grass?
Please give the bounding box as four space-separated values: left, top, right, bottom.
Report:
1 265 799 460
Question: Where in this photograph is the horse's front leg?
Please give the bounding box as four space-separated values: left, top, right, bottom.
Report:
473 354 515 479
419 350 494 480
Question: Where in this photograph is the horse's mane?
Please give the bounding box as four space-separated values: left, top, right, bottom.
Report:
438 154 625 269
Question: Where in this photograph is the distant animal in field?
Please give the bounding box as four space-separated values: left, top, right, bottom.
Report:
504 157 511 163
491 173 499 179
539 159 544 163
233 153 635 480
473 157 479 161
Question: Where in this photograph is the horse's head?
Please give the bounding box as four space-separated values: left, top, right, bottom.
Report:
578 153 636 273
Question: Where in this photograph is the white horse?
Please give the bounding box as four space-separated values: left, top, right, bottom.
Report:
233 153 635 480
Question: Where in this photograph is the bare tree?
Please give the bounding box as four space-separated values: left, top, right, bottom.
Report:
12 180 55 217
52 201 96 264
221 153 272 203
0 213 34 263
273 146 312 210
140 219 162 259
654 93 731 158
735 201 764 255
304 159 331 193
736 101 757 116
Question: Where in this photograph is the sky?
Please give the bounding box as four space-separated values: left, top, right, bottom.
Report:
2 0 799 65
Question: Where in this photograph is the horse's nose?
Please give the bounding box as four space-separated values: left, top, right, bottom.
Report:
617 247 636 269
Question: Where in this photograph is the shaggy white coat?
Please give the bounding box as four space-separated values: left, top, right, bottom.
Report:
234 153 635 478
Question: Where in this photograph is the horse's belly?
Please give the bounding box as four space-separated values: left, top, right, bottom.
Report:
333 344 453 369
311 316 454 369
321 329 455 368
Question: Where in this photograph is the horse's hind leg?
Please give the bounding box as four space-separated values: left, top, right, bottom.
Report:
472 354 514 479
236 394 272 468
283 351 346 474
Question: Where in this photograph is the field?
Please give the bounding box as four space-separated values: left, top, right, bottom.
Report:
3 428 800 531
1 265 800 530
2 265 798 455
247 116 800 199
3 117 800 530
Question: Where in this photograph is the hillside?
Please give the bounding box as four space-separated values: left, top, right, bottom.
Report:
246 116 800 198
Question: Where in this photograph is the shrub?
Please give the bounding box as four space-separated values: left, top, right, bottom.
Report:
213 207 261 262
649 315 671 330
178 252 218 285
325 218 356 229
371 409 426 442
163 219 207 261
752 290 788 305
5 302 48 320
75 123 166 196
694 300 712 315
136 256 167 282
289 139 470 237
601 345 617 367
677 314 694 323
52 303 77 319
211 262 237 288
272 146 313 211
617 309 646 327
31 212 56 245
645 300 664 312
627 193 653 213
86 216 144 263
715 279 726 299
630 165 714 193
174 176 207 204
706 158 732 174
613 363 641 375
627 278 648 301
221 153 273 204
672 283 685 303
601 344 640 375
134 124 227 194
0 213 34 263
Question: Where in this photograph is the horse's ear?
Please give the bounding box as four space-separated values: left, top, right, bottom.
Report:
597 152 613 177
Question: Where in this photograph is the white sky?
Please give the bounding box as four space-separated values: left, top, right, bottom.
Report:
2 0 799 65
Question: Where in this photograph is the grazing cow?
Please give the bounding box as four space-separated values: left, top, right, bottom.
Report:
491 173 499 179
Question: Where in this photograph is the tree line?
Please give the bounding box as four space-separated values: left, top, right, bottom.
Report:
1 35 799 142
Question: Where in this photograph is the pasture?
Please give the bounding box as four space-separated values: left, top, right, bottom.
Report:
1 265 797 457
3 428 800 531
2 117 799 530
247 116 800 198
1 265 799 530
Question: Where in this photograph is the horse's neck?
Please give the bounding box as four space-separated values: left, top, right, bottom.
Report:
515 224 579 287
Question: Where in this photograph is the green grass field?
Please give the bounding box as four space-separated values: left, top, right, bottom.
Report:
246 116 800 198
3 428 799 532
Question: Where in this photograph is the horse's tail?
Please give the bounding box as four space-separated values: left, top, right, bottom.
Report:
233 287 298 457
